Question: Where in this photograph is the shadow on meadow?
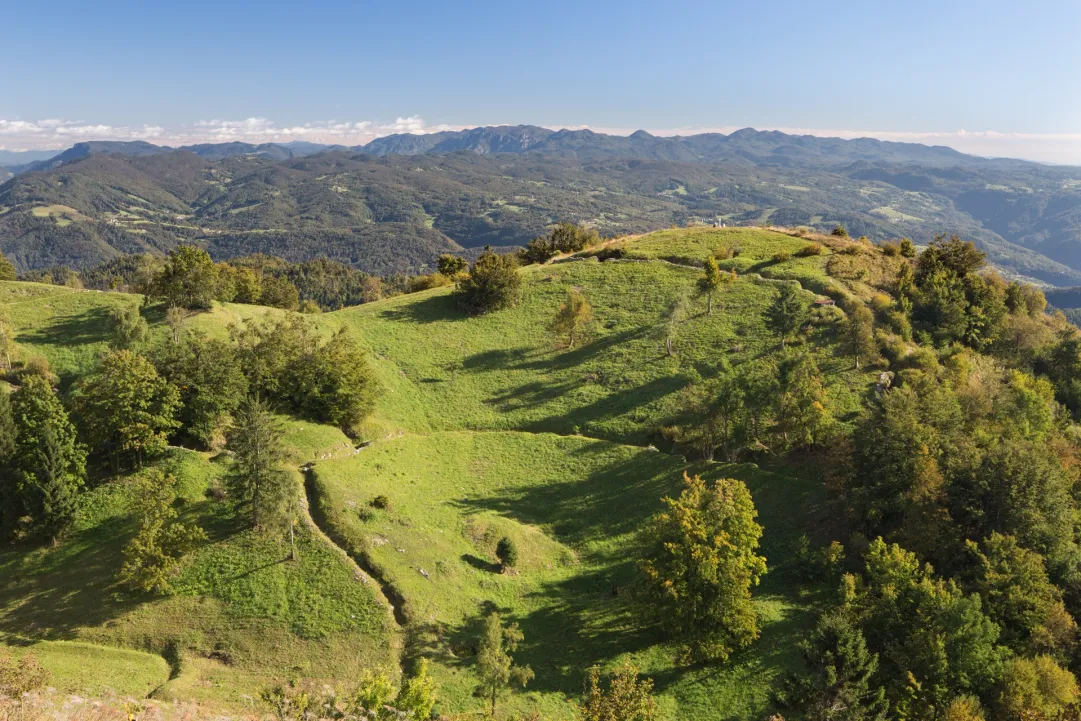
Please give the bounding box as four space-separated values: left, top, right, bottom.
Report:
19 306 115 347
376 294 462 325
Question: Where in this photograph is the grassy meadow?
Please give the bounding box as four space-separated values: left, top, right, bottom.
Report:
0 227 882 718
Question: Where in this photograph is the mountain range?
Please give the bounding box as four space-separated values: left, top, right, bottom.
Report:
2 125 1081 283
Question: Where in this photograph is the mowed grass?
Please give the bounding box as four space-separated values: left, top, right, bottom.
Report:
312 430 823 720
4 640 170 697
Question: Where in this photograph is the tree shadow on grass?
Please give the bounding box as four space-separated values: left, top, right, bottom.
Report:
0 516 141 640
19 306 114 348
377 294 463 325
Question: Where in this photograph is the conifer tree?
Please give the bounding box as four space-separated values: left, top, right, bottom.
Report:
766 283 809 349
226 396 293 530
10 376 87 542
778 612 888 721
0 250 16 281
698 256 734 315
840 298 878 369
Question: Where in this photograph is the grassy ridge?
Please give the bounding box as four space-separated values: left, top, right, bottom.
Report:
0 227 871 717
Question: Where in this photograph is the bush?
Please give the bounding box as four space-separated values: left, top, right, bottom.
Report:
455 249 522 315
831 224 849 238
713 246 736 260
772 250 792 263
881 242 900 256
796 243 823 257
838 244 863 256
899 238 917 257
436 254 468 278
496 536 519 569
371 494 390 510
870 293 894 314
407 273 452 293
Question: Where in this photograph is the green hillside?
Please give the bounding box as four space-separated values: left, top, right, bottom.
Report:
3 226 1078 720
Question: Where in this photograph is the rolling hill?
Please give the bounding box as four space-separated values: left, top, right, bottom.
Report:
0 227 888 719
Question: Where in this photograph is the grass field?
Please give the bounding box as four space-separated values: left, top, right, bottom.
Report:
0 227 882 717
311 430 823 720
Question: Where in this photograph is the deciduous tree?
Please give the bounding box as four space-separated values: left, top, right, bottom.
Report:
638 473 767 662
455 249 522 314
75 350 180 468
550 289 595 349
578 664 658 721
118 469 206 592
151 245 219 310
475 612 534 716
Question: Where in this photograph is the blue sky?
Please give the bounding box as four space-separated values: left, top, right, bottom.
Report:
1 0 1079 161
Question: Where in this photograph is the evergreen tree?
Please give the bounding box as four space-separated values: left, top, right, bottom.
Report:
474 612 534 716
549 289 595 349
10 376 87 542
840 298 878 369
638 473 767 662
437 254 468 278
75 350 180 469
766 283 809 349
778 612 888 721
118 469 206 592
455 249 522 314
226 397 293 530
496 536 519 570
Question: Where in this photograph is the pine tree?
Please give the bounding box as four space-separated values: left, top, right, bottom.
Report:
840 298 878 369
638 473 767 662
10 376 86 542
662 293 690 357
118 469 207 592
778 612 888 721
226 396 293 531
549 289 595 349
474 612 534 716
0 308 16 372
75 350 180 469
0 389 18 536
766 283 809 349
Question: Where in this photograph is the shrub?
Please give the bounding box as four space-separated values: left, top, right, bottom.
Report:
407 273 452 293
870 293 894 314
455 249 522 315
0 649 49 696
881 242 900 256
838 244 863 256
772 250 792 263
899 237 917 258
796 243 823 257
831 224 849 238
713 246 736 260
436 254 468 278
371 494 390 510
496 536 519 569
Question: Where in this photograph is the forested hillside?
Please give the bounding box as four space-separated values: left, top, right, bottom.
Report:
3 128 1081 285
5 226 1081 720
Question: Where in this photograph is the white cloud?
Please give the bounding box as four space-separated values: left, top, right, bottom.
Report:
0 116 1080 165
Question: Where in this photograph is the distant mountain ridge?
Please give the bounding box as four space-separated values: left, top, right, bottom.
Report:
3 126 1081 286
8 124 1057 178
